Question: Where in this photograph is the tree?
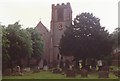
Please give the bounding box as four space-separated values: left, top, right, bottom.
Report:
59 12 113 68
6 22 32 68
1 25 11 70
26 28 43 65
112 27 120 49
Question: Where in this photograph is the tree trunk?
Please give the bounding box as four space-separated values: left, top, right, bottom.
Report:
82 58 86 69
27 58 30 67
74 57 79 70
75 60 79 70
18 59 22 68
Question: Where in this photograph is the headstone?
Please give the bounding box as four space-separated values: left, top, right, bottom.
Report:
43 65 48 71
65 60 70 69
69 65 72 70
17 66 20 73
98 65 109 78
80 69 88 77
23 67 30 72
32 66 40 73
39 59 43 70
97 60 103 71
12 66 23 76
43 59 48 71
101 65 109 71
98 71 109 78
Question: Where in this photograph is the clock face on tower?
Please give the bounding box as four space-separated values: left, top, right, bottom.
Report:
58 23 63 30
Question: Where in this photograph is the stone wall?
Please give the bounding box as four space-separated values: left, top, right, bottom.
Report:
50 3 72 62
35 21 50 63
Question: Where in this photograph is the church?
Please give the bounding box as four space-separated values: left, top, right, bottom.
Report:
35 2 73 64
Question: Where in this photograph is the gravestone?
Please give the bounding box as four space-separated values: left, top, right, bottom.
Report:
43 59 48 71
101 65 109 71
43 65 48 71
32 66 39 73
80 69 88 77
39 59 43 70
65 60 70 69
98 71 109 78
98 65 109 78
12 66 23 76
23 67 30 72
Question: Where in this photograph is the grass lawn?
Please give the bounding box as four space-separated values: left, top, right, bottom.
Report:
2 71 119 79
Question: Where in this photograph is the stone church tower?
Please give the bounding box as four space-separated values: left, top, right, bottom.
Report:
50 3 72 62
36 2 72 64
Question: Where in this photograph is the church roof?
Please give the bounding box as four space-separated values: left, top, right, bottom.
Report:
36 21 50 32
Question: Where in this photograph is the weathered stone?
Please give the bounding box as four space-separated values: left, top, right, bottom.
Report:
32 66 40 73
22 67 30 72
101 65 109 71
80 69 88 77
98 71 109 78
39 59 43 69
43 66 48 71
12 66 23 76
35 3 72 64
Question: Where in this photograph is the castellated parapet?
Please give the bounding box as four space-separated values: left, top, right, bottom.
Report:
50 2 72 62
52 2 71 8
36 2 73 65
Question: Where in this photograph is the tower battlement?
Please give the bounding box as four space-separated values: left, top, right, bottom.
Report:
52 2 70 8
50 2 72 62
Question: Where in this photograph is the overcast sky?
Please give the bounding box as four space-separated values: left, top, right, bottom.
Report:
0 0 118 33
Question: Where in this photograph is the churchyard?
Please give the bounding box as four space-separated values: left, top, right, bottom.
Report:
2 61 120 79
1 2 120 80
2 68 118 79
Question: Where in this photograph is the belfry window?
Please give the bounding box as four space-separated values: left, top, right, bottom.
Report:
57 8 64 21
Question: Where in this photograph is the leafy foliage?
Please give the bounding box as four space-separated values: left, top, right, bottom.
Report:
2 25 11 69
59 12 113 60
2 22 43 69
111 27 120 49
26 28 43 60
5 22 32 67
